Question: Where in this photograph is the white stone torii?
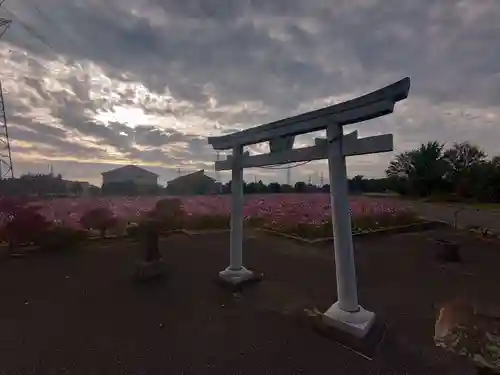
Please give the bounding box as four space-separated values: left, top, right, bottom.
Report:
207 77 410 338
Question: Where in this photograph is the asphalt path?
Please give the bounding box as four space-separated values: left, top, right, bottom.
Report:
374 198 500 231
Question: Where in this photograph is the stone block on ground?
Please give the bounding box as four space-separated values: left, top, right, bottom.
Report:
215 269 263 292
303 308 387 359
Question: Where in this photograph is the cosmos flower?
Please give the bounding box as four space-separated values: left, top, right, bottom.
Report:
18 194 408 231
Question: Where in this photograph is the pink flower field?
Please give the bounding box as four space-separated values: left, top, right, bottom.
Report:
26 194 408 230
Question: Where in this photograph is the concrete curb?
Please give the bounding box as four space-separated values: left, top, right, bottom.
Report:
254 221 449 245
181 229 230 236
0 221 451 251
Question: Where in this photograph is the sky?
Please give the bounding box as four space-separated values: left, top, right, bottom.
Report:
1 0 499 187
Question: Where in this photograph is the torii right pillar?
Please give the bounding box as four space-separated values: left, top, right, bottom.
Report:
322 123 375 338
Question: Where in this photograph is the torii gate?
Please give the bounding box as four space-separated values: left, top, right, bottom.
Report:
207 77 410 338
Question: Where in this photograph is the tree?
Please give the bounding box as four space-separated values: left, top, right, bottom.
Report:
256 180 268 193
294 181 307 193
69 182 83 197
386 151 416 179
467 159 500 202
444 142 486 175
79 207 117 239
349 175 365 193
444 142 486 197
386 141 448 196
386 150 417 195
281 184 294 193
17 173 67 197
0 198 51 253
268 182 282 194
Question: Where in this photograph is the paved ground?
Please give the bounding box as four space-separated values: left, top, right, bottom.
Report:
0 229 497 374
370 196 500 231
407 202 500 230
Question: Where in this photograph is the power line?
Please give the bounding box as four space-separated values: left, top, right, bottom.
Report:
257 161 311 170
0 17 11 39
25 0 82 50
1 4 59 54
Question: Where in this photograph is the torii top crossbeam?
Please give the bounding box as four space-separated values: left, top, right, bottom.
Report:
207 77 410 150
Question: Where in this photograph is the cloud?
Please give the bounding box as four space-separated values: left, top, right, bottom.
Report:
0 0 499 186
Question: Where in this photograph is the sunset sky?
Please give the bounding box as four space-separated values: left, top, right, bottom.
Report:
1 0 499 186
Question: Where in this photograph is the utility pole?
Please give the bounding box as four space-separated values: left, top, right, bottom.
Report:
0 78 14 180
215 152 221 183
320 172 324 186
286 166 291 186
0 15 13 179
215 152 222 194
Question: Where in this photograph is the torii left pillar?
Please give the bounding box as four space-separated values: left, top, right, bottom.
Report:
219 145 254 284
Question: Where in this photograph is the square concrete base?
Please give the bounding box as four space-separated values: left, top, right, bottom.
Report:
323 302 376 338
134 259 166 282
306 305 386 359
216 267 262 292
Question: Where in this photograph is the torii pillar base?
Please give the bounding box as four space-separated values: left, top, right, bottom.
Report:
217 267 262 291
323 302 376 338
308 303 385 358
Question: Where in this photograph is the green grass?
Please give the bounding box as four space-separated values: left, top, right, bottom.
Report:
468 203 500 210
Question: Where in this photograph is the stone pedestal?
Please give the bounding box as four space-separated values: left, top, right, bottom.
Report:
323 301 376 338
217 267 262 291
305 304 385 358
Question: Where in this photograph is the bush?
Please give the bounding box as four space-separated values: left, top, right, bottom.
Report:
79 207 117 239
35 226 88 252
155 198 183 217
153 198 185 230
0 198 51 249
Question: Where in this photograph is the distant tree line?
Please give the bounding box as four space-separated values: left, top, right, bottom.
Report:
0 173 78 198
215 178 390 195
215 140 500 202
385 141 500 202
0 173 103 198
3 141 499 202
